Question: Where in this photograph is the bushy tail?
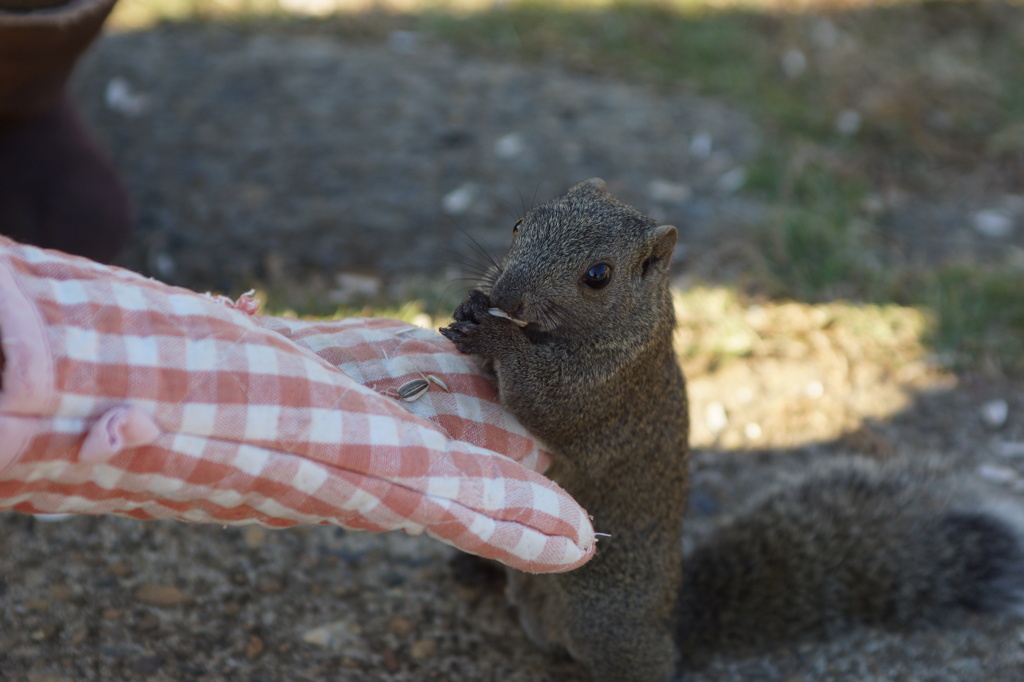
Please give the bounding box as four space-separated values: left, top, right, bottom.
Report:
676 457 1024 660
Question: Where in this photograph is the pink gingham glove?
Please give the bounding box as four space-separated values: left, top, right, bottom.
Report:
0 237 595 573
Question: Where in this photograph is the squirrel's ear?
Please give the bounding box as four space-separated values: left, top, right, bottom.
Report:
569 178 608 195
650 225 677 259
642 225 677 278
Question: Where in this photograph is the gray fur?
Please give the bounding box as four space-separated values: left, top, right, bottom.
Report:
441 180 1024 682
678 457 1024 666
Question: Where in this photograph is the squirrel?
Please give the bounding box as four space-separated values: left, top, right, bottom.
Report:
440 178 1024 682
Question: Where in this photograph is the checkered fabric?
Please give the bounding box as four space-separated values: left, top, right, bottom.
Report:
0 237 595 573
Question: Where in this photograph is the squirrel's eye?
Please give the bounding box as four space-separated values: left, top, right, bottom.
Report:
512 218 523 236
582 263 613 289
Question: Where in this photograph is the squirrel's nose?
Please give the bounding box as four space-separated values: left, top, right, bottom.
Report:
489 289 526 320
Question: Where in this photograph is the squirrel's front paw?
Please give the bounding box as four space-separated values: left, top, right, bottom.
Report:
440 289 515 357
451 289 491 325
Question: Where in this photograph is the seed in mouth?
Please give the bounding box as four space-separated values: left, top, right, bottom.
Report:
487 308 529 327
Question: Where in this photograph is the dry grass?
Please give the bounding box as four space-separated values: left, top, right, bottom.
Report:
673 286 948 449
673 286 929 373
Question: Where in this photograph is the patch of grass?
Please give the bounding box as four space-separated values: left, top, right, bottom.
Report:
745 143 877 300
261 291 412 319
260 294 456 332
766 210 864 298
256 276 467 323
914 266 1024 374
420 3 776 101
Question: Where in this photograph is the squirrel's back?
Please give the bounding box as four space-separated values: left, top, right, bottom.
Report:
678 456 1024 663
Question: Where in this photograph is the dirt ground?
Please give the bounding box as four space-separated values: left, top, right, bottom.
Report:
3 20 1024 682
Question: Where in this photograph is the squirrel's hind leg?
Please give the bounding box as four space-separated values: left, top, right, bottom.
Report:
506 570 678 682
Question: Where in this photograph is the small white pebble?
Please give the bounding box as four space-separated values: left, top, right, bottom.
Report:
33 513 76 523
442 183 477 216
980 399 1009 429
493 133 525 159
105 77 149 117
805 380 825 399
705 402 729 434
835 109 862 136
977 464 1019 485
994 441 1024 458
972 209 1015 238
716 167 746 193
300 624 334 647
155 253 176 278
781 48 807 79
689 132 713 159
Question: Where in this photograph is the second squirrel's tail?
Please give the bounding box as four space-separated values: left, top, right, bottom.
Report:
677 457 1024 661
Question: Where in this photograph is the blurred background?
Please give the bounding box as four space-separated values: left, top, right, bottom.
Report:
5 2 1023 681
75 0 1024 450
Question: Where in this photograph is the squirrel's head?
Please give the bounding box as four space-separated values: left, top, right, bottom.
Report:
485 178 677 340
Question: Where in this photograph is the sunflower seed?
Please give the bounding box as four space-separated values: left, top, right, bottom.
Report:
425 374 450 392
398 379 430 402
487 307 529 327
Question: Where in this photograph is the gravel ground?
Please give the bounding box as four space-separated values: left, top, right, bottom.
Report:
3 20 1024 682
76 23 760 299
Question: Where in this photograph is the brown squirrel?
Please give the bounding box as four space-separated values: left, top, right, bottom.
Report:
440 178 1024 682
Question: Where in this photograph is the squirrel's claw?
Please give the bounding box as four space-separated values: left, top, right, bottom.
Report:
440 319 486 356
452 289 490 324
442 290 509 357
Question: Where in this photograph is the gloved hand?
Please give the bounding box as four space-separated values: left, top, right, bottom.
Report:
0 236 594 574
